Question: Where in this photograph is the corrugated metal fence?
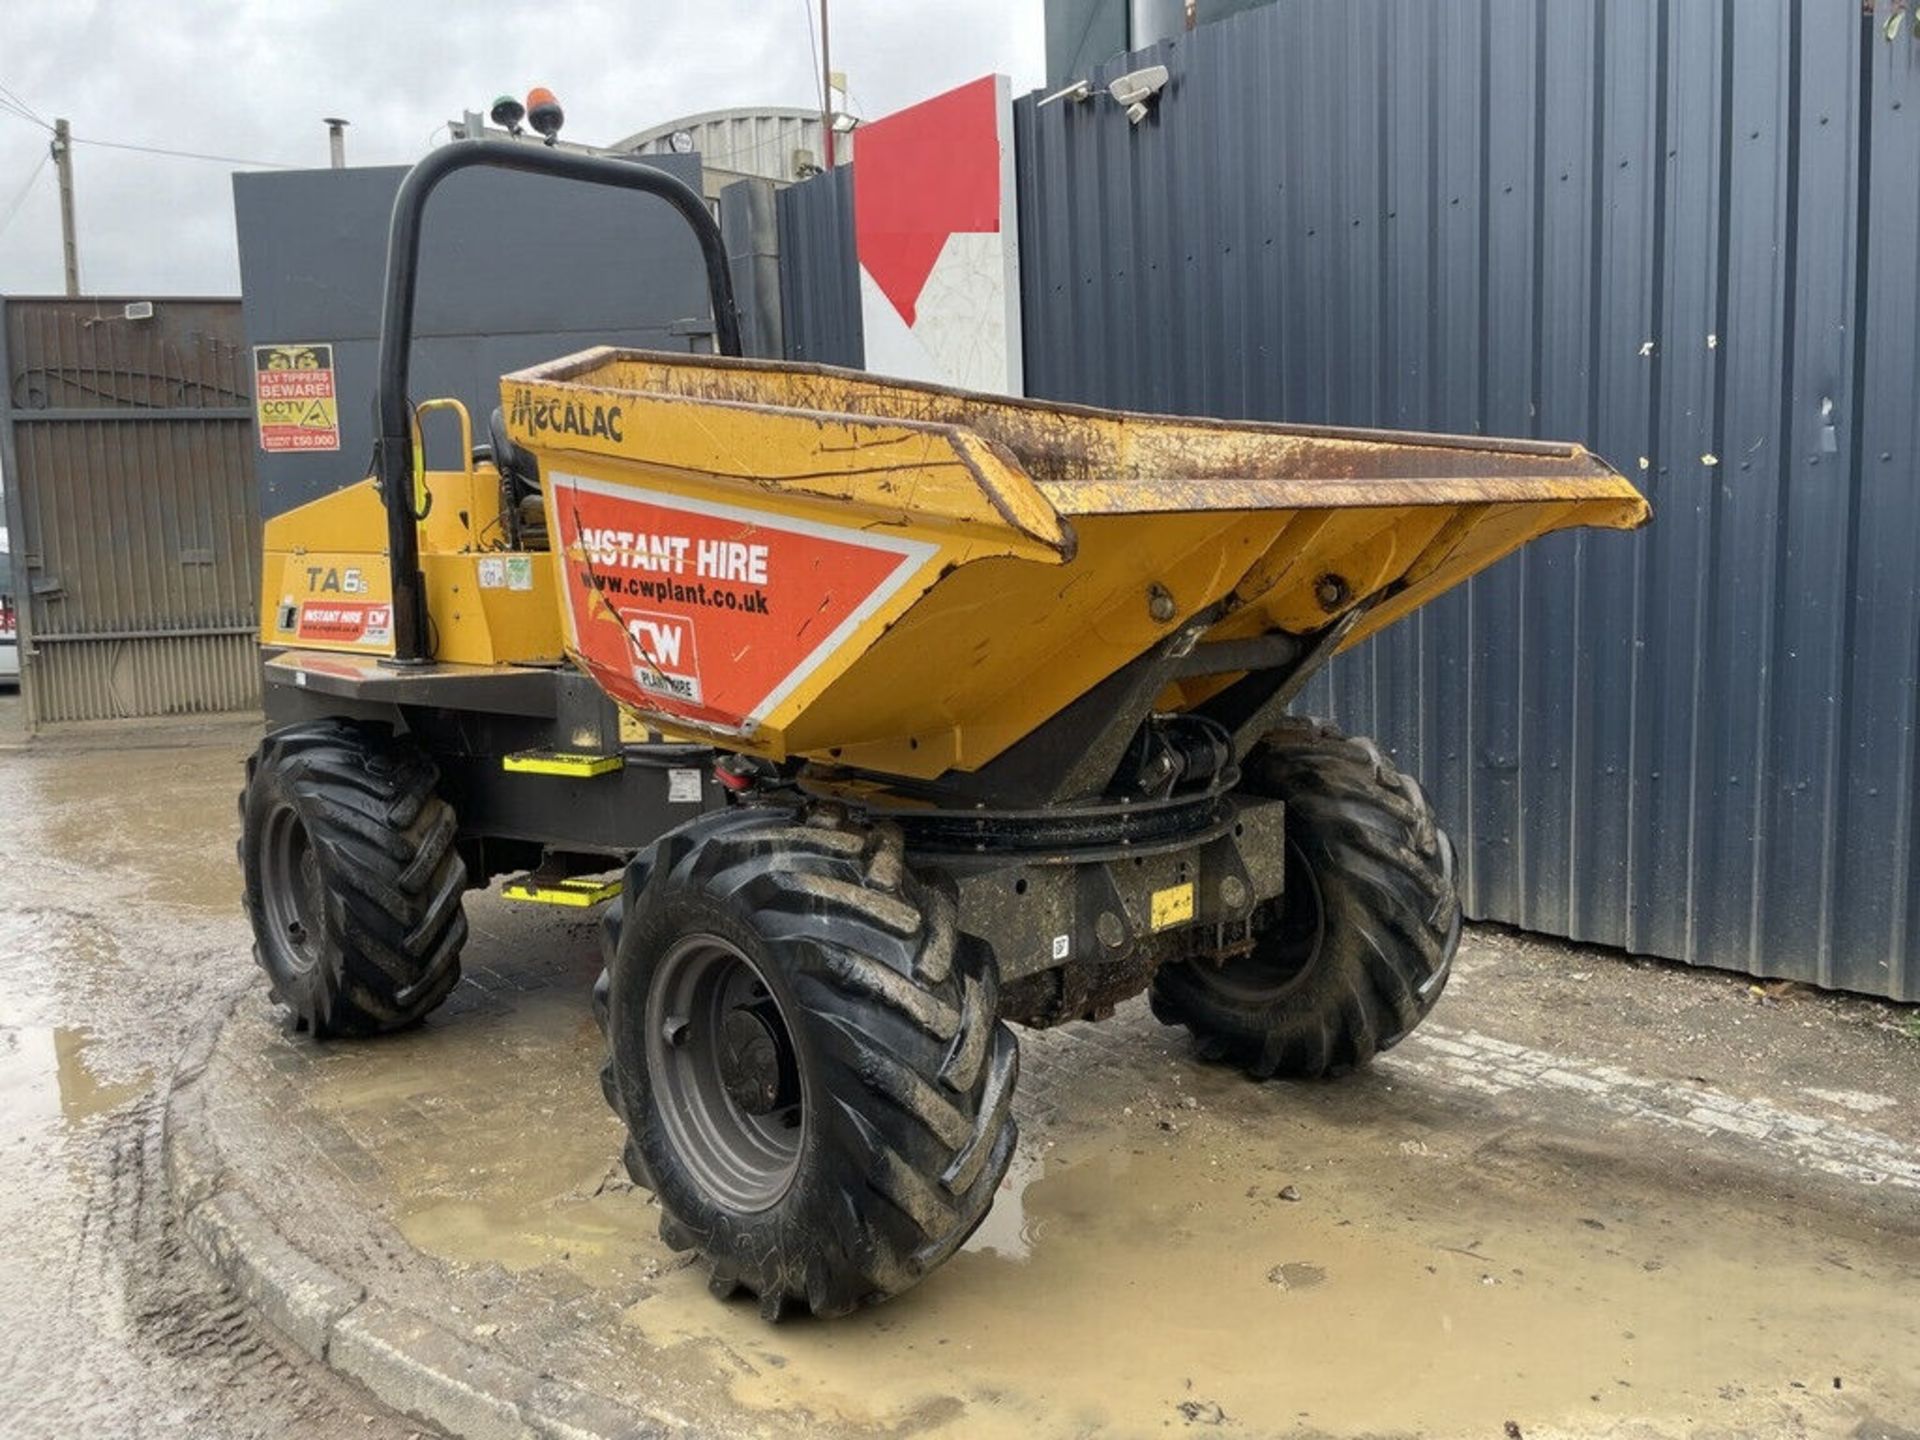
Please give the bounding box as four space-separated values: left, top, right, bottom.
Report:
776 164 863 368
0 297 261 725
779 0 1920 1001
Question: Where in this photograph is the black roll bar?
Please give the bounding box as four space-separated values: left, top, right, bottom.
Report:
373 139 743 665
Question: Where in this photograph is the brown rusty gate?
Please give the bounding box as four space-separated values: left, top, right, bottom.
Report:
0 297 261 726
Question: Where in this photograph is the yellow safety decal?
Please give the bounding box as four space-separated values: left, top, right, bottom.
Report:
1150 882 1195 931
502 876 623 907
501 751 624 777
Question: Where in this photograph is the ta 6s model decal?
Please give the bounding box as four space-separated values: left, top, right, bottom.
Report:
546 471 936 735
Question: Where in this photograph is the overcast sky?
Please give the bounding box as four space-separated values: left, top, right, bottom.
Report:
0 1 1045 297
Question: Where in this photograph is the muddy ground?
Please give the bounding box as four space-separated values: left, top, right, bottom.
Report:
0 705 434 1439
4 704 1920 1438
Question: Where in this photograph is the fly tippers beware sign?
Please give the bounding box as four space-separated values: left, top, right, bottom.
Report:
547 470 934 736
253 343 340 452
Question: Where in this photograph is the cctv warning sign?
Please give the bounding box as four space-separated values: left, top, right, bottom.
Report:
254 343 340 453
547 470 935 735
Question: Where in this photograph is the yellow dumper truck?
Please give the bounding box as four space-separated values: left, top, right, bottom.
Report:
240 142 1648 1319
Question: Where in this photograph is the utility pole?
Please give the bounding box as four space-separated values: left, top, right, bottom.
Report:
819 0 835 170
324 117 349 169
52 118 77 297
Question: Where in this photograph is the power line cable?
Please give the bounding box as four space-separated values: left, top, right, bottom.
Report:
0 152 47 240
69 134 297 169
0 79 50 128
799 0 826 118
0 96 50 130
0 79 48 122
0 106 295 168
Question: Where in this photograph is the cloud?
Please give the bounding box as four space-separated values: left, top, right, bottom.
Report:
0 0 1044 296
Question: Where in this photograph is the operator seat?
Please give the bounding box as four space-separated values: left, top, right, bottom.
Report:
487 406 546 549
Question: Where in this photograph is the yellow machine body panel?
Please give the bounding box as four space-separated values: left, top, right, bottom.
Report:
259 480 399 656
259 471 565 665
502 349 1648 780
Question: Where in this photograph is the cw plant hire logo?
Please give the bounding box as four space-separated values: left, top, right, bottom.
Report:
509 387 625 442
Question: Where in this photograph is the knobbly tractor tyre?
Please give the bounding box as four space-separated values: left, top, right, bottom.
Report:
239 721 467 1037
1151 716 1460 1079
597 808 1019 1320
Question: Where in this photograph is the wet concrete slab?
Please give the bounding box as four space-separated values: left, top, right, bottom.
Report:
0 721 436 1439
9 718 1920 1439
199 884 1920 1440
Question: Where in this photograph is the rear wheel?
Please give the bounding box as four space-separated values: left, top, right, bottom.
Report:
597 808 1018 1319
239 721 467 1037
1151 716 1459 1077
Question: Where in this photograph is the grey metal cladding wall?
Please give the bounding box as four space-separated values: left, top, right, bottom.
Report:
775 162 863 367
1015 1 1920 1000
0 297 260 723
720 178 785 359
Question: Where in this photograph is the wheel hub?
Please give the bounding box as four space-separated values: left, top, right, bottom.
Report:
261 804 324 975
1201 835 1325 1002
719 1006 785 1115
645 934 806 1213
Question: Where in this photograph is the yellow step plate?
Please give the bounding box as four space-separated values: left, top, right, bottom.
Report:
501 750 623 778
502 875 623 907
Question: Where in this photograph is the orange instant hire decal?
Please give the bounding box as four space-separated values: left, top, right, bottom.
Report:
295 600 391 646
547 471 935 736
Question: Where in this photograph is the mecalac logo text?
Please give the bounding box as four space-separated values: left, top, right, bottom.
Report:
509 388 624 443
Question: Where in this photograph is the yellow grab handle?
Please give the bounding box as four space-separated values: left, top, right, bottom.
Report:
409 397 475 520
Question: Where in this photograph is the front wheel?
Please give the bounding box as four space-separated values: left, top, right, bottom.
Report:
1150 716 1459 1078
597 809 1018 1320
239 721 467 1037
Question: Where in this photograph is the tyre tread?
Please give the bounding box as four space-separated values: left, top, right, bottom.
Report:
595 806 1018 1319
1152 716 1459 1079
240 721 466 1038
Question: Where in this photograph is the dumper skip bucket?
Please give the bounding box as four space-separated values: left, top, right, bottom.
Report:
504 348 1647 781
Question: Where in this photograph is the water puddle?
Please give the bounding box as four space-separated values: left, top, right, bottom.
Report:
957 1142 1042 1262
619 1129 1918 1438
310 993 667 1289
1 744 244 915
0 1024 149 1129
